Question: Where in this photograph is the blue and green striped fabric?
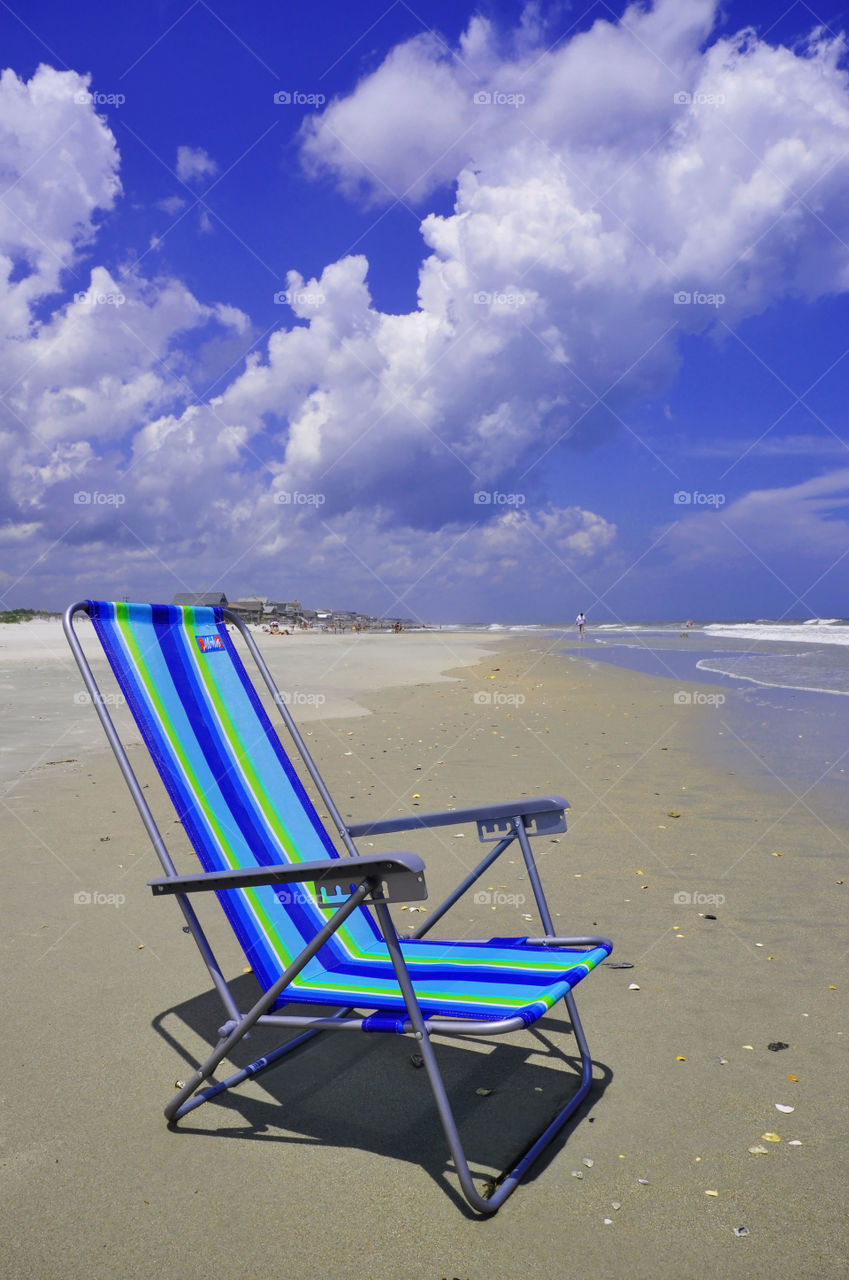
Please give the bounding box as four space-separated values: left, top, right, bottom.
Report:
89 601 610 1027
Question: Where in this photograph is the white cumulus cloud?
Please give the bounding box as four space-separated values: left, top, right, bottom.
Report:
4 3 849 613
176 145 218 184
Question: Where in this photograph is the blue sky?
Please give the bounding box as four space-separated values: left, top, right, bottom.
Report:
2 0 849 622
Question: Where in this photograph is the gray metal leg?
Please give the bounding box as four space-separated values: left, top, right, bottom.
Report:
514 816 556 935
373 903 597 1214
166 884 369 1121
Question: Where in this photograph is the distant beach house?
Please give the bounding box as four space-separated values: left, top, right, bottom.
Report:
170 591 415 631
173 592 228 608
268 600 302 622
227 597 268 625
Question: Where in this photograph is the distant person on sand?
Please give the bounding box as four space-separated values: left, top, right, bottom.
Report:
575 611 587 638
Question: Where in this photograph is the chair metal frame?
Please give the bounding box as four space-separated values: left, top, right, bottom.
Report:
64 601 611 1214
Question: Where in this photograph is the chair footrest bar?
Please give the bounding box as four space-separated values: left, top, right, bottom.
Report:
523 935 613 948
253 1012 529 1035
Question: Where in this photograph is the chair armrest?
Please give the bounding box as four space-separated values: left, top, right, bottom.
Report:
148 853 427 904
348 796 569 843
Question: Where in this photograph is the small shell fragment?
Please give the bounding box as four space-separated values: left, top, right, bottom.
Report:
611 1201 621 1210
603 1217 613 1225
775 1103 795 1113
582 1157 594 1168
637 1178 650 1185
476 1087 493 1097
761 1132 781 1142
628 983 641 990
705 1189 719 1197
733 1226 750 1237
747 1145 769 1155
788 1140 803 1146
571 1170 584 1179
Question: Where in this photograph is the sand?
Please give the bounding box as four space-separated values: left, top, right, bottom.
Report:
0 620 497 785
1 625 846 1279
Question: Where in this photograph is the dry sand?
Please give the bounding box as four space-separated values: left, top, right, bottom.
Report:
1 626 846 1279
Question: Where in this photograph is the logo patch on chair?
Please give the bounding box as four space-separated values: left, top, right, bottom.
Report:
196 633 224 653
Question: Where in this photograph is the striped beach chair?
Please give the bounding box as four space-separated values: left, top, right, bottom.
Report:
65 599 612 1213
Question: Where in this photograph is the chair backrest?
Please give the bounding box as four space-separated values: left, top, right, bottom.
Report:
88 601 381 989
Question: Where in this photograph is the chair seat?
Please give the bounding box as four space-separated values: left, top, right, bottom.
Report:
278 935 612 1025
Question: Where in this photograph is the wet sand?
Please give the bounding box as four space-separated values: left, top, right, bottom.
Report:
1 627 846 1278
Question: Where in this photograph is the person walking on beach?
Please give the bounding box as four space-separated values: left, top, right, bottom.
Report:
575 611 587 638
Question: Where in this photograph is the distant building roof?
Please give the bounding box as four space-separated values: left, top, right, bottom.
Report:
173 592 228 607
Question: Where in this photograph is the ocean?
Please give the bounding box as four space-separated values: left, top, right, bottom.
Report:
559 619 849 825
592 618 849 696
444 618 848 822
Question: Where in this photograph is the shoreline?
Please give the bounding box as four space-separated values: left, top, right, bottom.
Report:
556 631 849 828
2 630 847 1278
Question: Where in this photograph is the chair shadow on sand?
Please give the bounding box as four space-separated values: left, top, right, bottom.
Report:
152 973 613 1216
